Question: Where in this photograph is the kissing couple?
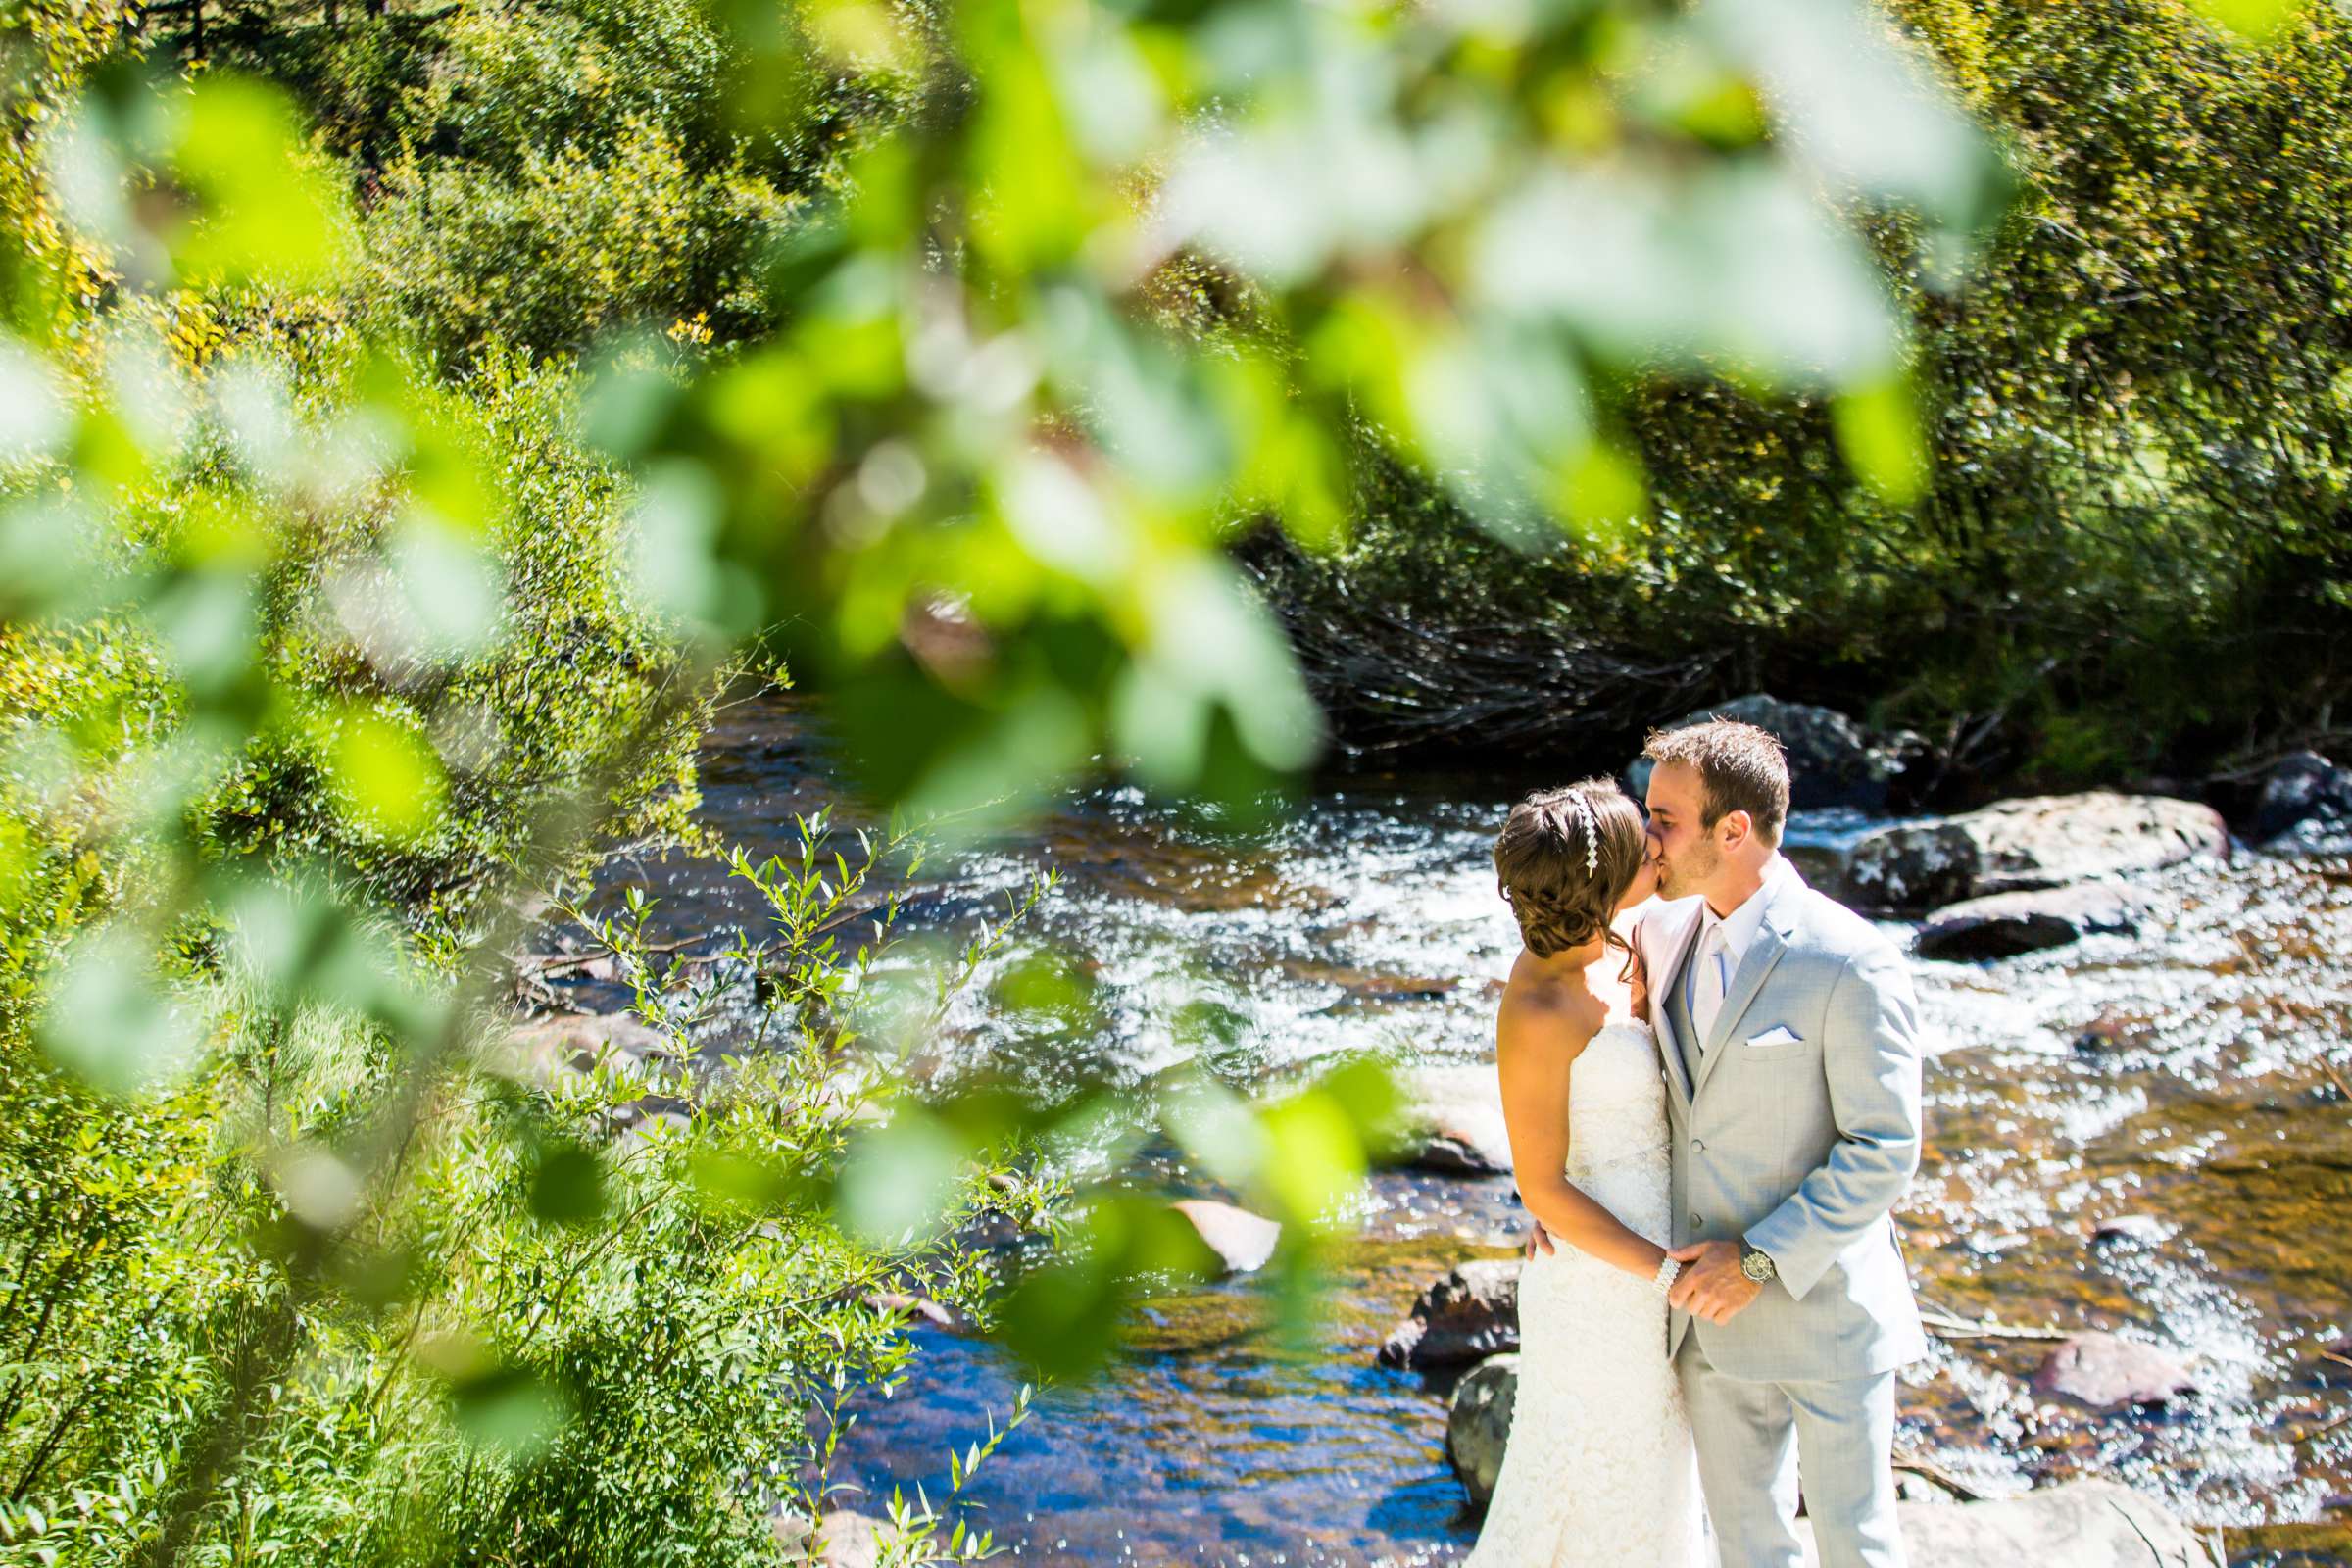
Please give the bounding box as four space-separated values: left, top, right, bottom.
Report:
1461 718 1928 1568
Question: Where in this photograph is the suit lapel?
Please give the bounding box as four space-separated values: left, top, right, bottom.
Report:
1690 866 1807 1104
1651 903 1704 1109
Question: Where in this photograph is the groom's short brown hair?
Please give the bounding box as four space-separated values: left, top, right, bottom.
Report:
1642 719 1790 845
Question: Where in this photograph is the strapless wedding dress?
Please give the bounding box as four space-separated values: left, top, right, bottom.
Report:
1461 1018 1706 1567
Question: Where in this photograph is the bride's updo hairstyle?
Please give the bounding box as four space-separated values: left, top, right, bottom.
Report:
1493 777 1647 960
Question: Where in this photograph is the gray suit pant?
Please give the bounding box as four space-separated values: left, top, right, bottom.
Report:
1676 1336 1905 1568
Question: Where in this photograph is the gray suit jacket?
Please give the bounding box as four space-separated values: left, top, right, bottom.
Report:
1636 867 1929 1383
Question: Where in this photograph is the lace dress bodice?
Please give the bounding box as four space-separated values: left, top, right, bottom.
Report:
1560 1019 1674 1247
1460 1015 1704 1567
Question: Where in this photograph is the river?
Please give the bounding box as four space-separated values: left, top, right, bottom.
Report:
588 693 2352 1567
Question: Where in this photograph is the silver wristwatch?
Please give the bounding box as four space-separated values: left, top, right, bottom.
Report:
1738 1240 1777 1283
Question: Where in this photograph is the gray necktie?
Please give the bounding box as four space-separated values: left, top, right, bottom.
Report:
1691 925 1731 1047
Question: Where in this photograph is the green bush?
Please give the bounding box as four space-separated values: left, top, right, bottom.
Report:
355 122 801 366
0 837 1043 1566
199 0 926 367
0 339 710 953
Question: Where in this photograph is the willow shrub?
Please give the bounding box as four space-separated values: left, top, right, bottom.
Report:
0 824 1047 1565
203 0 923 368
354 120 803 368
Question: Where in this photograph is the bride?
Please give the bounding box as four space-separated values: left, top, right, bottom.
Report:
1464 776 1706 1567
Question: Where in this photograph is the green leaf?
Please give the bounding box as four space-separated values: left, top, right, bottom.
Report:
2189 0 2296 40
836 1110 966 1244
37 927 203 1096
169 75 346 287
1832 374 1929 506
527 1143 608 1226
326 712 448 843
448 1364 569 1458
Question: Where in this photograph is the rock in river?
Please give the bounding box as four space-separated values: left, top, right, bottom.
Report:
503 1009 674 1081
2089 1213 2168 1248
1796 1480 2220 1566
1912 883 2154 960
1844 793 2229 912
1397 1063 1513 1176
2033 1331 2200 1410
772 1508 889 1567
1170 1199 1280 1274
1446 1353 1519 1508
1407 1125 1511 1177
1380 1260 1521 1369
1627 695 1922 812
2254 751 2352 851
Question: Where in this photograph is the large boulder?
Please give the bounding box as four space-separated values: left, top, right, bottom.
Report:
1407 1126 1512 1177
1796 1480 2217 1566
503 1009 674 1081
1912 883 2155 961
1628 695 1923 812
1379 1260 1521 1369
2253 752 2352 852
1446 1354 1519 1508
2032 1331 2200 1411
1843 793 2229 912
1396 1064 1514 1177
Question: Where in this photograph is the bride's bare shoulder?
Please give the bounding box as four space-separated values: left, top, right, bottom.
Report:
1498 961 1608 1058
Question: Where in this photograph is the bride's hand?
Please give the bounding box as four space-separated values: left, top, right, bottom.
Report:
1524 1221 1556 1259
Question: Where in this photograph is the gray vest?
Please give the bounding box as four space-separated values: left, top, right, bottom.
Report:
1666 944 1703 1088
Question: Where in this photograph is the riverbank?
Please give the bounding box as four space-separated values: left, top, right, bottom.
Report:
547 692 2352 1566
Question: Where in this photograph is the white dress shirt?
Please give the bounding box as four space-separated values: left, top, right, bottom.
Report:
1687 853 1792 1047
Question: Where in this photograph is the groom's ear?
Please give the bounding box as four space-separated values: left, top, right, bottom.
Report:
1720 808 1754 850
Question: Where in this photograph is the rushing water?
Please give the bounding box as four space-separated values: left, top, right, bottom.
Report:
587 694 2352 1567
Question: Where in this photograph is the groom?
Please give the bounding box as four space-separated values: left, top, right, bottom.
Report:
1637 718 1926 1567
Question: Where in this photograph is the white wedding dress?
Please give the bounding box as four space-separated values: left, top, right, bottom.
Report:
1461 1016 1707 1567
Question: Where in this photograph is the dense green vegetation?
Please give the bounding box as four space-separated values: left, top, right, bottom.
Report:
0 0 2320 1560
0 7 1021 1562
1258 0 2352 792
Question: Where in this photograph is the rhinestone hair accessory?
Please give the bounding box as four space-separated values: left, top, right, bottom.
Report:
1568 790 1600 876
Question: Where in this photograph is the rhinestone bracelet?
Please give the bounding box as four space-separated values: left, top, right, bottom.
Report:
1650 1254 1682 1298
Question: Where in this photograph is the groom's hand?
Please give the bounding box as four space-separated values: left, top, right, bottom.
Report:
1524 1222 1556 1259
1667 1241 1762 1324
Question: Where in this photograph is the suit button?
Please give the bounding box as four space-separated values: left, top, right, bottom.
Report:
1691 1139 1705 1152
1690 1213 1702 1229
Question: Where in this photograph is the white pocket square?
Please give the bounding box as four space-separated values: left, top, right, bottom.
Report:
1745 1026 1801 1049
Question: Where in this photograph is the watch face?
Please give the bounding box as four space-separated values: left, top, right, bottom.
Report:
1740 1250 1774 1281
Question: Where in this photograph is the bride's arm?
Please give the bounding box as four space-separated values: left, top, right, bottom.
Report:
1494 993 1673 1280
